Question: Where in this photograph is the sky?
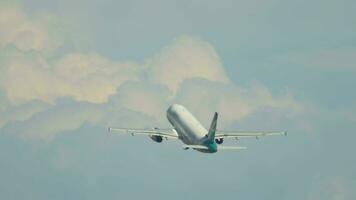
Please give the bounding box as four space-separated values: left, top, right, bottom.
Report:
0 0 356 199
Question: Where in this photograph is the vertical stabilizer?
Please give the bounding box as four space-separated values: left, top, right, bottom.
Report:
207 112 218 142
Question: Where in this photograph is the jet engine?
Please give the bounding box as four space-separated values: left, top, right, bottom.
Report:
150 135 163 143
215 138 224 144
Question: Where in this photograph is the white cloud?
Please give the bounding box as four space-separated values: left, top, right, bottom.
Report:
146 36 230 92
0 4 305 140
0 5 61 53
107 81 171 121
0 100 49 128
0 35 227 105
3 98 104 141
172 79 303 127
52 53 140 103
0 48 141 104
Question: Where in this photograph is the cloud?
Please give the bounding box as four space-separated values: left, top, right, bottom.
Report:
0 99 49 128
172 79 304 127
0 5 304 140
0 47 141 104
0 35 228 105
0 34 304 140
0 89 9 112
0 5 62 53
107 81 172 121
1 77 304 140
145 36 230 92
2 98 104 141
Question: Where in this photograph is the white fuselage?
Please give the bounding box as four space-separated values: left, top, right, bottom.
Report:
166 104 208 145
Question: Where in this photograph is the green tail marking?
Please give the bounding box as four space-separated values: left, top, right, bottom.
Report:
207 112 218 142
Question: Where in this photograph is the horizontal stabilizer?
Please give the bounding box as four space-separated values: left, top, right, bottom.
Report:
218 146 247 150
215 131 287 139
183 145 209 150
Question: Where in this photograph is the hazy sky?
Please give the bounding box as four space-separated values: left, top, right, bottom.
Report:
0 0 355 199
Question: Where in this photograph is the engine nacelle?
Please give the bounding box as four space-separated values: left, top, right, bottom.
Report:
150 135 163 143
215 138 224 144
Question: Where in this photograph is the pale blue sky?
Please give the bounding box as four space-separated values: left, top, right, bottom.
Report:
0 0 356 199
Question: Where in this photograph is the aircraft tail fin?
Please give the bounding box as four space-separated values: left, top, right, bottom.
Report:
207 112 218 142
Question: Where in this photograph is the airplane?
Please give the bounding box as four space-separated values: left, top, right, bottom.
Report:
108 104 287 153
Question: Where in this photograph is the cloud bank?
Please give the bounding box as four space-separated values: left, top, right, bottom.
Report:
0 5 61 53
0 5 305 140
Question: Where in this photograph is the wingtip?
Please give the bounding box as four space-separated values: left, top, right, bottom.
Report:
284 131 287 136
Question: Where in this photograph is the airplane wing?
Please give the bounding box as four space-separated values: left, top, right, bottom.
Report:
215 131 287 140
108 127 179 139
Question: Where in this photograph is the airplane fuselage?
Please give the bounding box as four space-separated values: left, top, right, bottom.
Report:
166 104 217 153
